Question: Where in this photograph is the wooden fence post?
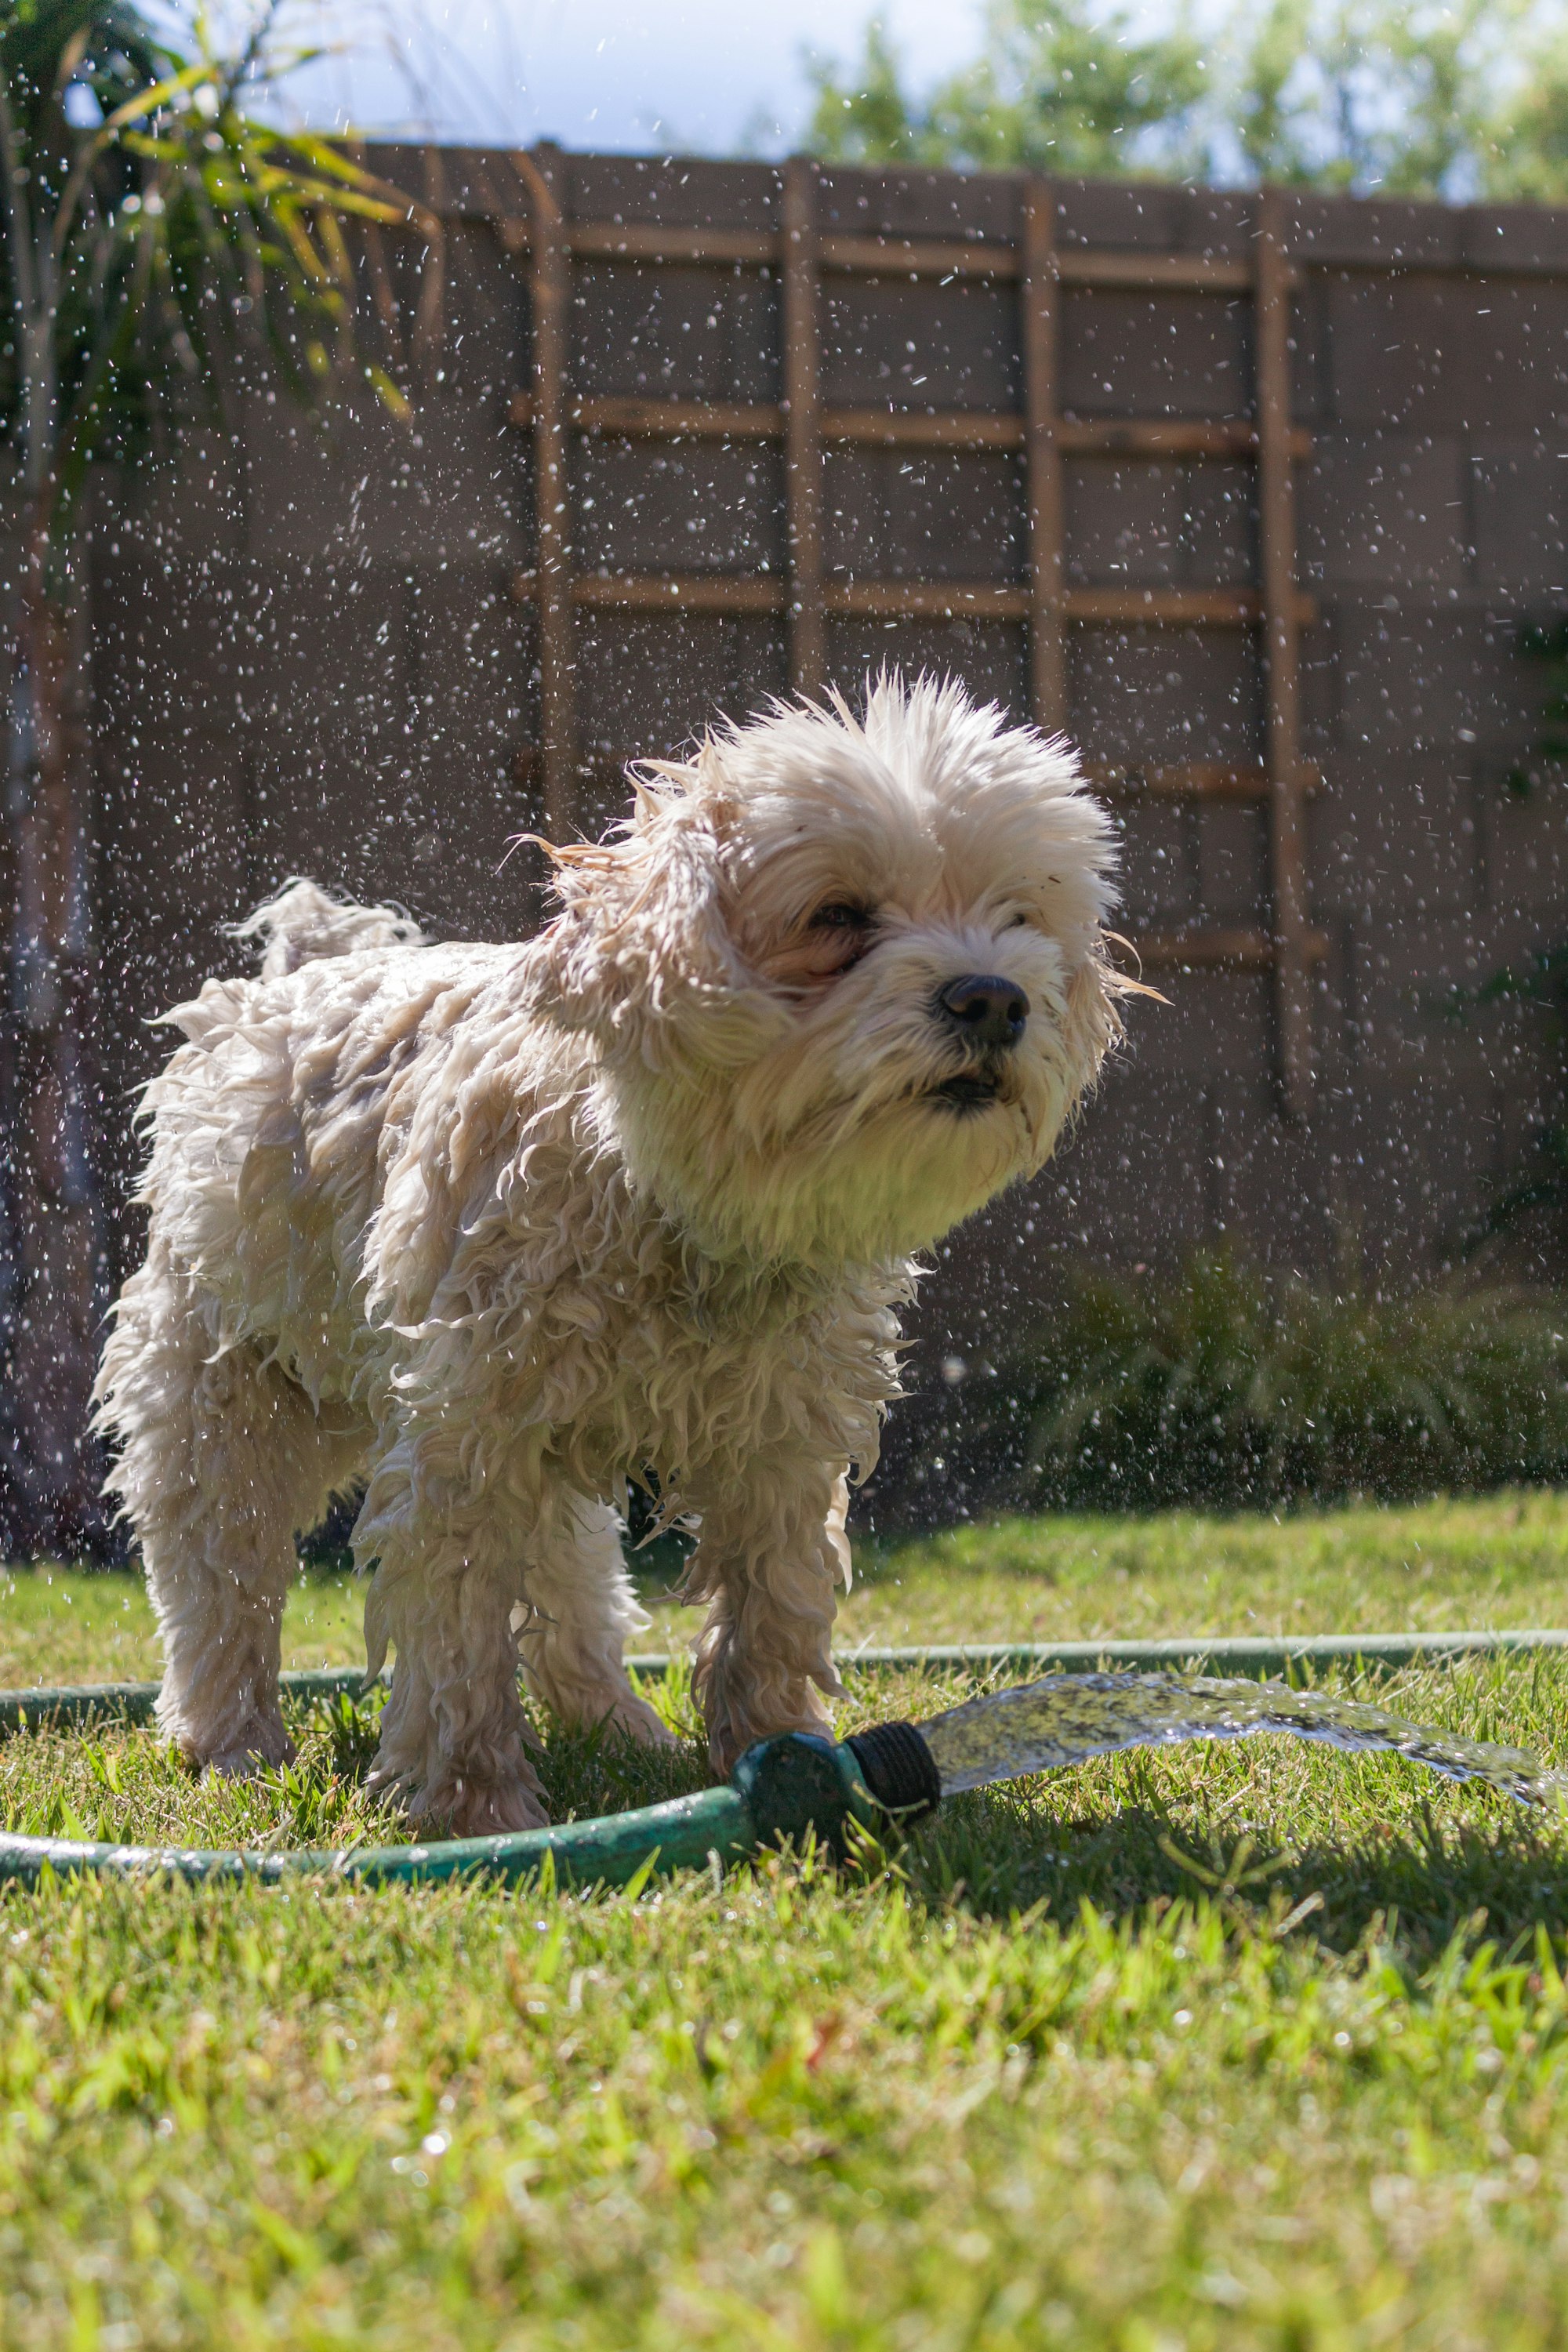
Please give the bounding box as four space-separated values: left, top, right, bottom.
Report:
515 146 575 838
1257 187 1313 1120
1022 180 1067 736
782 158 826 698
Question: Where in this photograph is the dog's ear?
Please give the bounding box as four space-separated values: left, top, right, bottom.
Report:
533 774 778 1069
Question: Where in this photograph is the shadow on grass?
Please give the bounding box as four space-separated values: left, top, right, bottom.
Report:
897 1779 1568 1965
424 1726 1568 1969
307 1683 714 1826
15 1673 1566 1973
304 1683 1568 1966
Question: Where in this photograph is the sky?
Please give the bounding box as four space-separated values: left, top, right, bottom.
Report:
273 0 984 154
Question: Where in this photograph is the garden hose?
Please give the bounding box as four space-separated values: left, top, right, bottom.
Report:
0 1664 945 1889
0 1694 937 1890
9 1627 1568 1745
2 1629 1563 1890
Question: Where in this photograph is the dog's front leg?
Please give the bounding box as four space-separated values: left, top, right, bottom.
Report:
684 1461 851 1776
356 1430 548 1837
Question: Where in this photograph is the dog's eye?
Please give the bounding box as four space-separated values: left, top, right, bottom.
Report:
809 902 872 931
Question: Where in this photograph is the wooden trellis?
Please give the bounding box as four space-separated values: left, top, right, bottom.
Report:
499 154 1327 1117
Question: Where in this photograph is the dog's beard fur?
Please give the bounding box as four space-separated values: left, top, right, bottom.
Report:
94 672 1125 1830
544 677 1121 1266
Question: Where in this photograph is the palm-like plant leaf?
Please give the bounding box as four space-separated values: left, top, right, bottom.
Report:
0 0 432 1555
0 0 419 563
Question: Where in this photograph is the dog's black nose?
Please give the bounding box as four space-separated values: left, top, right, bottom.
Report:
938 975 1029 1047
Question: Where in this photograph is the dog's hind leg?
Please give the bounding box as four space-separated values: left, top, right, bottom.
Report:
516 1491 674 1748
97 1263 367 1773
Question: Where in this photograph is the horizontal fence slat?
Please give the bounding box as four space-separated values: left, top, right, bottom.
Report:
1086 760 1323 803
470 203 1568 283
496 216 778 266
1124 927 1332 973
818 232 1020 279
490 214 1307 294
1056 249 1269 291
1067 586 1317 626
829 580 1030 621
507 391 781 439
569 572 786 614
510 572 1317 629
1062 419 1312 459
829 407 1024 451
507 394 1314 461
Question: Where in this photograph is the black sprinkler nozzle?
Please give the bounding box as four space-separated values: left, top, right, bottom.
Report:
844 1718 942 1823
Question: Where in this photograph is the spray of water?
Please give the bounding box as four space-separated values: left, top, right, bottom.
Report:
919 1671 1568 1810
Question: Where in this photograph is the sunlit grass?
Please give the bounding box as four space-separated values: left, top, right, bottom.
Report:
5 1489 1568 1694
842 1486 1568 1645
7 1496 1568 2345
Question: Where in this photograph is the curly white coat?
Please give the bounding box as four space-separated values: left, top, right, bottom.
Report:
93 675 1122 1833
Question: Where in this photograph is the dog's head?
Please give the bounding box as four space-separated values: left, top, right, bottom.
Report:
538 673 1127 1267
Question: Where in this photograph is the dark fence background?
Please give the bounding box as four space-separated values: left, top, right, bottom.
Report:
82 148 1568 1504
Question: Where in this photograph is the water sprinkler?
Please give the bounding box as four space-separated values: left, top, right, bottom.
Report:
2 1645 1564 1890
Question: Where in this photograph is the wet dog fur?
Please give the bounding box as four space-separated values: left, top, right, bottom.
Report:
94 674 1122 1834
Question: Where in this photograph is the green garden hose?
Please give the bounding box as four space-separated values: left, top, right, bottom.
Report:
0 1723 896 1892
9 1627 1564 1744
3 1630 1562 1891
0 1666 940 1891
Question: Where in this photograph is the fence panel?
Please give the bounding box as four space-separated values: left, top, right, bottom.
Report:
85 153 1568 1444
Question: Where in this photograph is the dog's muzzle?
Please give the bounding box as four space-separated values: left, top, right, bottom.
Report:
928 975 1028 1109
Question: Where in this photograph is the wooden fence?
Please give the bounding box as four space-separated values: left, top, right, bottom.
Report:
485 154 1319 1110
71 150 1568 1394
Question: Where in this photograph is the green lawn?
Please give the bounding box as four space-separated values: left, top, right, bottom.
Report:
5 1493 1568 2347
7 1489 1568 1691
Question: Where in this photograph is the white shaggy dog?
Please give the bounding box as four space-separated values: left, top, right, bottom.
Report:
94 675 1122 1835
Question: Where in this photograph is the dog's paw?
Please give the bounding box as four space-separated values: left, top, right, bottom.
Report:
706 1708 834 1780
201 1719 297 1778
412 1773 551 1839
597 1691 678 1750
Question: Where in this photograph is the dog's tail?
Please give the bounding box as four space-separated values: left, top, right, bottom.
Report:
231 878 426 979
